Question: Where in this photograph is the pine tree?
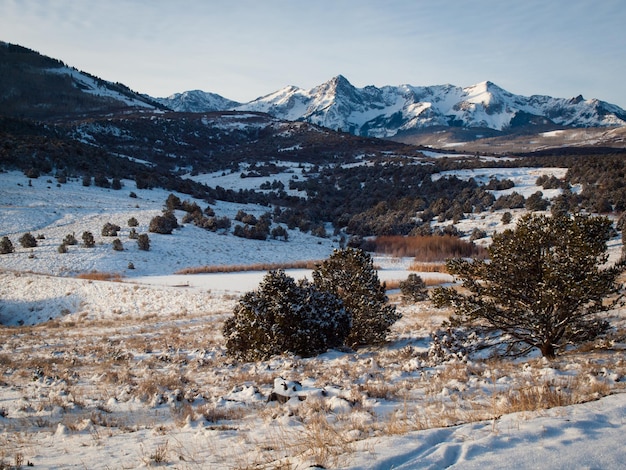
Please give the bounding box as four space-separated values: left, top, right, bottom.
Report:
432 214 625 358
82 231 95 248
137 233 150 251
149 211 178 234
102 222 121 237
18 232 37 248
0 236 14 254
312 248 401 347
400 273 428 302
63 233 78 245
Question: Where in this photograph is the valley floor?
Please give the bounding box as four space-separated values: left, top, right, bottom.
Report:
2 169 626 468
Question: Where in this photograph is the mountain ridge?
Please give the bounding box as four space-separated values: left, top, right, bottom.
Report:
157 75 626 139
2 40 625 149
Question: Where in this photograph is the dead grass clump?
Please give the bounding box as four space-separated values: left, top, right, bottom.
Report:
76 271 123 282
372 235 487 262
293 413 355 469
359 380 400 401
200 404 248 424
408 262 448 273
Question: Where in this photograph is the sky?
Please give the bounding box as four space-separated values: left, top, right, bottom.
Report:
1 0 626 108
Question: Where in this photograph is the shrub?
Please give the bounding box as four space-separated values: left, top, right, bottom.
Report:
165 193 182 211
58 243 68 254
312 248 401 347
94 174 110 188
501 212 513 225
525 191 549 212
102 222 121 237
128 217 139 227
0 236 14 254
233 221 270 240
271 225 289 241
469 228 487 242
137 233 150 251
112 238 124 251
18 232 37 248
149 211 178 234
63 233 78 245
82 231 95 248
399 273 428 302
223 270 350 361
128 228 139 239
432 214 625 358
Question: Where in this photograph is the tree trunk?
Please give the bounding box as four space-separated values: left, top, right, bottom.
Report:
539 341 556 359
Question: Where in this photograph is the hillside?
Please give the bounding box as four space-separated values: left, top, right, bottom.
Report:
0 42 163 119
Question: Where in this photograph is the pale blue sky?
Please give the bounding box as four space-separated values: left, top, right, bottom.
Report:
1 0 625 107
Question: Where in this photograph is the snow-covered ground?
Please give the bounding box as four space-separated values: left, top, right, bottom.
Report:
0 171 337 277
1 168 625 469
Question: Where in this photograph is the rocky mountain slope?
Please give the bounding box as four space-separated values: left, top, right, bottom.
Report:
156 74 626 139
155 89 241 112
233 75 626 138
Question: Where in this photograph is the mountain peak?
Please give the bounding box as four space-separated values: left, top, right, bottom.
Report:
234 77 626 137
317 74 355 95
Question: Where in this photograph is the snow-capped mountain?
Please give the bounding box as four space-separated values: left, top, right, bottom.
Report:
232 76 626 138
156 90 241 112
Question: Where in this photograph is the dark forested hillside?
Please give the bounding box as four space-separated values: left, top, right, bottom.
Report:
2 42 626 240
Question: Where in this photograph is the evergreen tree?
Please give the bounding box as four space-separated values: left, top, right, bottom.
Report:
400 273 428 302
223 270 350 361
102 222 121 237
82 231 95 248
432 214 625 358
312 248 401 347
63 233 78 245
149 211 178 234
18 232 37 248
137 233 150 251
0 236 14 254
525 191 549 212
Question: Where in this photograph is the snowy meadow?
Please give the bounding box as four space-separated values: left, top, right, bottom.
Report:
1 168 626 469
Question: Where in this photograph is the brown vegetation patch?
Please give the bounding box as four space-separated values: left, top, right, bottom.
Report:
175 260 322 275
371 235 486 262
75 271 124 282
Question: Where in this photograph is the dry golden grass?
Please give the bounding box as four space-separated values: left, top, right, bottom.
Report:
372 235 487 262
408 262 448 273
75 271 124 282
175 260 321 275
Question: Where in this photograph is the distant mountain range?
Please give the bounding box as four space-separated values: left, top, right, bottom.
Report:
2 40 626 146
158 74 626 138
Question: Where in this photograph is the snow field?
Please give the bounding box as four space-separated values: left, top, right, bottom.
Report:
2 167 626 468
0 272 624 468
